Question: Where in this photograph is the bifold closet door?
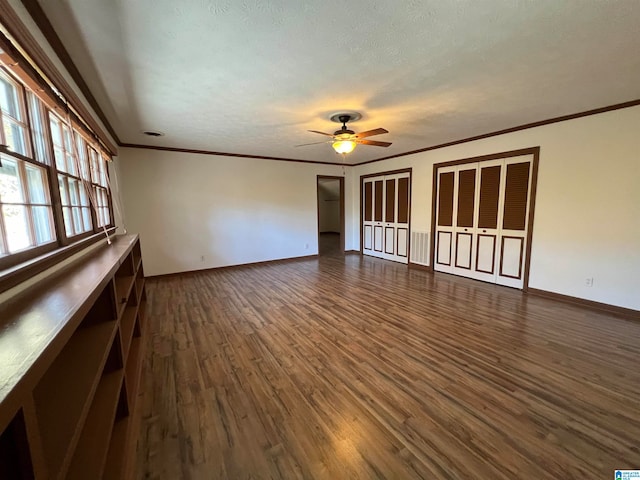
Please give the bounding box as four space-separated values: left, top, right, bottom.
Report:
362 177 382 256
434 166 457 273
495 158 532 289
434 156 533 289
473 159 504 283
362 173 410 263
451 164 478 277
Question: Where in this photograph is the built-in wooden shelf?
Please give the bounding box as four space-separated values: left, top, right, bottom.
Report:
132 241 142 271
102 416 129 480
135 266 145 301
33 320 117 478
66 370 123 480
0 410 32 478
115 276 135 317
0 234 148 480
125 335 143 410
138 291 147 330
120 299 138 361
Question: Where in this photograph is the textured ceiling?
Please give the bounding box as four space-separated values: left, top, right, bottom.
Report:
36 0 640 164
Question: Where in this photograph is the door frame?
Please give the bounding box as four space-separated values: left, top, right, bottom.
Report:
359 168 413 259
429 147 540 290
317 175 345 253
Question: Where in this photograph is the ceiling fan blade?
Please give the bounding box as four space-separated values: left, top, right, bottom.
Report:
357 139 392 147
308 130 334 136
295 141 330 147
355 128 388 138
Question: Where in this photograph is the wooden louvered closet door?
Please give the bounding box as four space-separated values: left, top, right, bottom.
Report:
496 157 532 288
362 172 410 264
451 165 478 277
434 167 456 270
362 178 377 256
472 159 504 283
434 155 533 289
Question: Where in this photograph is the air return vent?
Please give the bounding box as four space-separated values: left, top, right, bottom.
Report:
410 231 429 265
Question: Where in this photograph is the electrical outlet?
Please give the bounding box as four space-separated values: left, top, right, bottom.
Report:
585 277 594 287
305 243 309 250
200 255 205 262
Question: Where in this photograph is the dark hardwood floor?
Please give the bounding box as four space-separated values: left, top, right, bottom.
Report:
318 232 341 256
137 251 640 479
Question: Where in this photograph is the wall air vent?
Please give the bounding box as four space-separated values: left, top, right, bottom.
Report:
410 231 429 266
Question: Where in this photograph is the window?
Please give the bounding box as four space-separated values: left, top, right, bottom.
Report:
50 112 93 237
28 92 50 165
0 62 114 270
0 153 55 254
49 113 76 175
89 147 111 227
0 72 30 157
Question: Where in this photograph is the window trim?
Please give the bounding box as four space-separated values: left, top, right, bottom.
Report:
0 226 116 294
0 55 115 272
0 14 118 285
0 74 32 160
0 14 117 155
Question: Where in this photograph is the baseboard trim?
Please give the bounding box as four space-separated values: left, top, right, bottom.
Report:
527 288 639 319
148 254 319 279
408 262 433 272
345 250 361 255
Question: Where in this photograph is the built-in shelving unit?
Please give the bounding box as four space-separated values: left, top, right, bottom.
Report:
0 235 147 479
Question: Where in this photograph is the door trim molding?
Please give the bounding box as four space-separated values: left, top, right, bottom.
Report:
360 168 413 260
430 147 540 290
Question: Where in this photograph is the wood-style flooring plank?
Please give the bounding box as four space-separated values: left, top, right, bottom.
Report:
136 250 640 479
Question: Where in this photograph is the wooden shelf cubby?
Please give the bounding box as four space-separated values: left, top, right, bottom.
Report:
132 240 142 271
120 293 138 361
102 383 132 480
66 370 124 480
125 334 143 411
0 234 148 480
114 252 136 318
135 265 145 302
0 410 33 479
33 319 117 478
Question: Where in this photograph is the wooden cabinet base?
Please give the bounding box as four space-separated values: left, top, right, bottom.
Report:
0 235 147 480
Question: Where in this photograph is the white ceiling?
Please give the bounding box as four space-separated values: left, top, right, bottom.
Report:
37 0 640 165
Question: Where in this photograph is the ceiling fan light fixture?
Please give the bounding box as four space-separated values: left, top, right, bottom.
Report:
332 140 356 154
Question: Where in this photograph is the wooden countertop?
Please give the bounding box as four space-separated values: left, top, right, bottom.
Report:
0 234 139 430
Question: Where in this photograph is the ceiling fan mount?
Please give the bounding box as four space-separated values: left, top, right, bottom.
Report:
329 111 362 124
331 113 358 135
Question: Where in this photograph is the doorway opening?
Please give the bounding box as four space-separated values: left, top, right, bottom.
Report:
317 176 345 255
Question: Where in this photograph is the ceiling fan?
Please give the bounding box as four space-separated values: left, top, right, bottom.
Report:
296 113 391 154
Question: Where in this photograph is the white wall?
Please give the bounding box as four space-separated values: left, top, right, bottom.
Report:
7 0 117 149
120 107 638 310
119 148 349 276
351 105 640 310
